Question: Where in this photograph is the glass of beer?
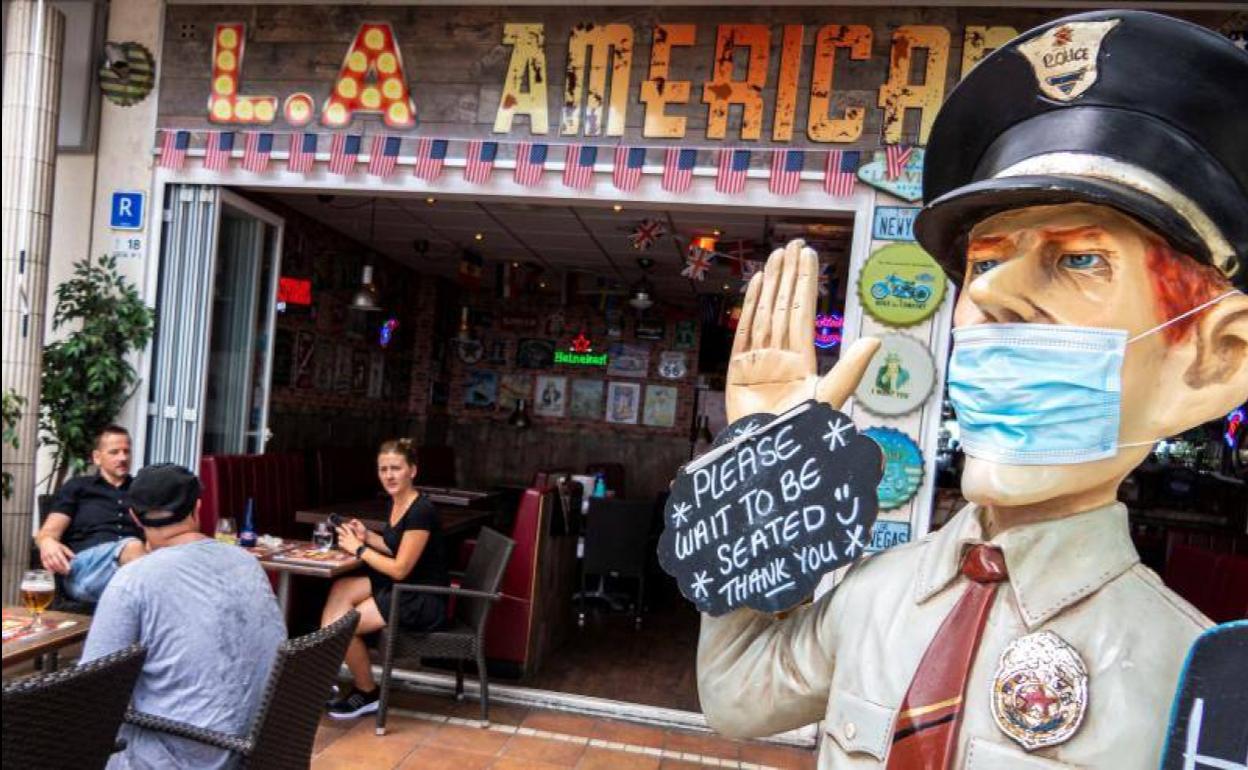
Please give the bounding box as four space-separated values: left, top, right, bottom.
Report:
21 569 55 629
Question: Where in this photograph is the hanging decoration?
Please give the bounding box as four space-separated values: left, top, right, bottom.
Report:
378 317 399 348
99 42 157 107
682 236 718 281
630 218 666 251
858 243 946 327
853 332 937 416
864 426 925 510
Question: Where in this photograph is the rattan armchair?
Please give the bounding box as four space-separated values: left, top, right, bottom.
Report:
2 643 147 769
377 526 515 732
123 609 359 770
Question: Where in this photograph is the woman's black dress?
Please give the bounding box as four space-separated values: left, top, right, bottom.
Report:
367 495 449 631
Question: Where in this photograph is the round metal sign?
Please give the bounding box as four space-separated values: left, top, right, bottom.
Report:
863 426 925 510
854 333 936 417
857 244 947 327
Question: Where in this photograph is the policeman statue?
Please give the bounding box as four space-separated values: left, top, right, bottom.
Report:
698 11 1247 768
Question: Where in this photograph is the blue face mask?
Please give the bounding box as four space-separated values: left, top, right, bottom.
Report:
947 291 1240 466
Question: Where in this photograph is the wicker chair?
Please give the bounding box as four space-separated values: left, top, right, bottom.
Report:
123 610 359 770
2 643 147 769
377 526 515 732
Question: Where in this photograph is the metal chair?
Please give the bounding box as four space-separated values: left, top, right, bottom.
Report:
578 498 652 629
376 526 515 731
3 643 147 769
123 610 359 770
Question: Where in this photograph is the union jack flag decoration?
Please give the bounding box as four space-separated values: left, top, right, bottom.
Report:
241 131 273 173
287 132 317 174
716 149 750 195
769 149 804 196
629 219 665 251
368 135 401 178
413 138 448 180
563 145 598 189
682 245 714 281
886 144 914 180
328 133 362 175
159 130 190 170
824 150 859 198
613 146 646 191
465 141 498 184
662 148 696 193
204 131 235 171
514 142 548 187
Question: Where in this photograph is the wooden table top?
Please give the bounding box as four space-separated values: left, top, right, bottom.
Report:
250 540 362 579
2 608 92 668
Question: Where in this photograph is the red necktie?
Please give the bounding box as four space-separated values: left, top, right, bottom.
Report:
885 544 1009 770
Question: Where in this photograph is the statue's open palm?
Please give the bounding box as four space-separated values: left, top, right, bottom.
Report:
727 240 880 424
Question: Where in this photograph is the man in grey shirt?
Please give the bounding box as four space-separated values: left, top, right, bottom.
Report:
82 464 285 770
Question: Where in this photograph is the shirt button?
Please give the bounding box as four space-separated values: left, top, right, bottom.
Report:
843 722 856 741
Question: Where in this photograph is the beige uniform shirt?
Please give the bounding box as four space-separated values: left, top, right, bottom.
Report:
698 502 1210 769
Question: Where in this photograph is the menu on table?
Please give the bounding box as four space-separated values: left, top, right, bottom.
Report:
2 609 80 644
268 546 357 568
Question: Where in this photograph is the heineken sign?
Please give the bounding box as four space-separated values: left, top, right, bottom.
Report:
554 350 608 366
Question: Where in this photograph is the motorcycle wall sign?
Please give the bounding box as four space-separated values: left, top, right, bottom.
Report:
857 244 947 327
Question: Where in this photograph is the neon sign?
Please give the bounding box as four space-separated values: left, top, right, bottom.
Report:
815 313 843 348
277 276 312 306
554 350 607 366
1227 407 1245 448
379 317 399 348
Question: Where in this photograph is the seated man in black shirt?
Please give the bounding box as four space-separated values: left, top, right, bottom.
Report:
34 425 146 603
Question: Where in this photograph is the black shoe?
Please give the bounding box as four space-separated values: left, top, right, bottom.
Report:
327 687 379 719
324 683 341 708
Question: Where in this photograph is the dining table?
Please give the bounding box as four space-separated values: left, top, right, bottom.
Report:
248 540 362 614
294 486 500 537
2 608 92 671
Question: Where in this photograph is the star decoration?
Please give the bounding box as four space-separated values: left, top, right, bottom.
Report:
570 332 593 353
823 418 853 451
691 570 713 599
670 501 692 527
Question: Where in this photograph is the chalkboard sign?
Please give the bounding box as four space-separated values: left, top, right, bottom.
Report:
658 401 883 616
1160 621 1247 770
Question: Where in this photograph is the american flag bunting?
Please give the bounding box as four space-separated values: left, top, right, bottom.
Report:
413 138 448 180
514 142 548 187
769 149 805 196
159 130 190 170
288 132 317 174
328 133 362 175
563 145 598 189
662 148 697 193
368 135 401 178
716 149 750 195
204 131 235 171
886 145 914 180
241 131 273 173
613 146 646 192
465 140 498 184
824 150 859 198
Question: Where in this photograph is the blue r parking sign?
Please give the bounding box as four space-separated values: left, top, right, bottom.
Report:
110 191 145 230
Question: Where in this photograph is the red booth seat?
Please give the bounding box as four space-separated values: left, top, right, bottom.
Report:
198 453 309 539
1164 543 1248 623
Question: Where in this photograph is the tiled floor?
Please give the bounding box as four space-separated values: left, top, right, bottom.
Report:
311 691 818 770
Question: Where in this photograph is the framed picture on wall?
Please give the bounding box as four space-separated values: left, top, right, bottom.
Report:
367 353 384 399
314 337 334 391
643 385 678 428
606 381 641 425
465 370 498 409
534 376 567 417
351 350 369 394
334 344 352 392
498 373 531 411
606 343 650 378
570 379 604 420
516 338 555 369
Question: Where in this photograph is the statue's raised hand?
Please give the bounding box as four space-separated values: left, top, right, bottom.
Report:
726 239 880 424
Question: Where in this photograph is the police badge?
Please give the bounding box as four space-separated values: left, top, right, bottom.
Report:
1017 20 1119 101
991 631 1089 750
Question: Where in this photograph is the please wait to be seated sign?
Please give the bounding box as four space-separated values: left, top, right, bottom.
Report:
657 401 882 616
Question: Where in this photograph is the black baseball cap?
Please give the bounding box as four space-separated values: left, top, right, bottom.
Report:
124 463 201 526
915 10 1248 288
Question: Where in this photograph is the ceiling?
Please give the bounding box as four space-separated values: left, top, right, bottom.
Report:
260 190 854 303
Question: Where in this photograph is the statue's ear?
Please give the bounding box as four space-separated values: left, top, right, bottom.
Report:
1157 292 1248 434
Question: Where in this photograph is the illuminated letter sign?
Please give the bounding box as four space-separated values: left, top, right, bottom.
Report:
323 23 416 129
562 23 634 136
494 24 550 134
208 23 278 124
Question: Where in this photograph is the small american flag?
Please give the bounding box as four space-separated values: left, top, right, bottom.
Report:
613 146 646 192
287 132 317 174
514 142 548 187
328 133 362 175
413 138 448 180
769 149 804 196
716 149 750 195
886 145 914 180
662 148 697 193
368 135 401 178
241 132 273 173
563 145 598 189
682 246 714 281
159 130 190 170
824 150 859 198
465 141 498 184
204 131 235 171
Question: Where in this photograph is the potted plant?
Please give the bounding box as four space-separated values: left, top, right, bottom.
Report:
40 255 153 492
2 389 24 499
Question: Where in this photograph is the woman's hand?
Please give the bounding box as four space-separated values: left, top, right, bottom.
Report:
347 519 368 542
337 526 363 555
726 239 880 423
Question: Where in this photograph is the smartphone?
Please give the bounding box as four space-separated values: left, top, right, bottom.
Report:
327 512 344 528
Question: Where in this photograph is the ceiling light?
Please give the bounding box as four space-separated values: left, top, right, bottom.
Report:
425 196 436 204
474 233 484 241
712 229 722 237
721 282 732 292
629 286 653 310
350 265 381 312
612 204 623 212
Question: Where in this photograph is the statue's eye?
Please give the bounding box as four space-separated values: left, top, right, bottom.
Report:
970 259 1000 276
1059 253 1105 270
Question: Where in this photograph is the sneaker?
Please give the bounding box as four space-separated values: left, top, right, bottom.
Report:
327 687 379 719
324 683 341 708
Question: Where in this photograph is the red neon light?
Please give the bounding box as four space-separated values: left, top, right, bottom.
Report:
277 277 312 305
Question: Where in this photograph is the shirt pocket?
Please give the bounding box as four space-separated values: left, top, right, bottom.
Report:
824 688 895 761
964 737 1083 770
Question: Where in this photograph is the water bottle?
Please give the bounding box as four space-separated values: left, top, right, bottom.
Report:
592 473 607 498
238 498 258 548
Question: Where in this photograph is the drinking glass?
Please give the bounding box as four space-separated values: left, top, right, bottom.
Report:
312 521 334 551
215 517 238 545
20 569 55 629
